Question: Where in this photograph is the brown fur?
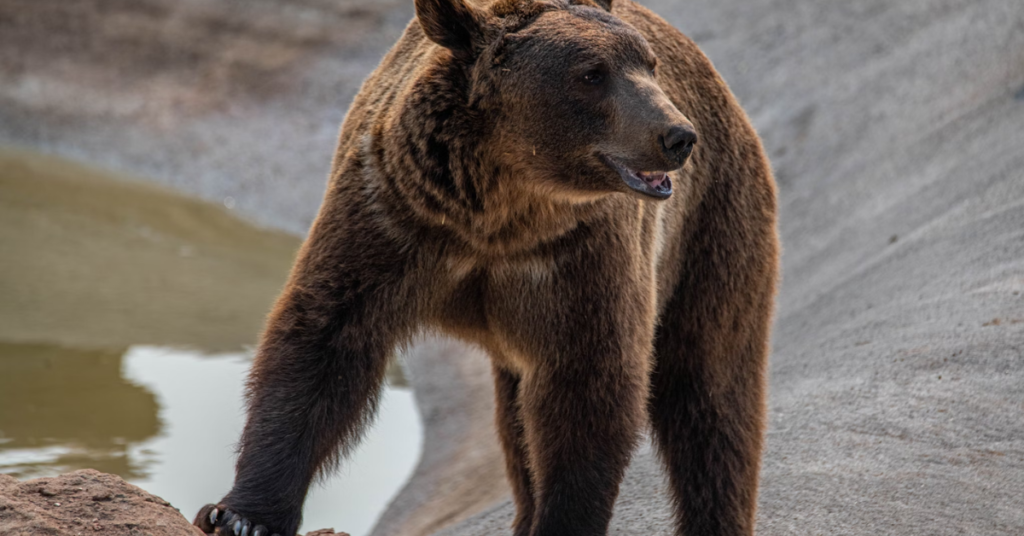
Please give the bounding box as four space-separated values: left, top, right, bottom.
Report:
193 1 778 535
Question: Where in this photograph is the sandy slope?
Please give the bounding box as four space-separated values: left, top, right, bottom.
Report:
2 0 1022 534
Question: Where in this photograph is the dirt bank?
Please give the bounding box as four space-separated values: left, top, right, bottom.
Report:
0 470 348 536
0 0 411 236
0 470 202 536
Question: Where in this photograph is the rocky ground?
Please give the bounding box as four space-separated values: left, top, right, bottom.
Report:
0 470 349 536
0 470 203 536
1 0 1022 535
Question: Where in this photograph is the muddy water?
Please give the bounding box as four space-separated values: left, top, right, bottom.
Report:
0 148 422 535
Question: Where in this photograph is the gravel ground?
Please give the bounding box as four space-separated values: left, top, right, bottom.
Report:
2 0 1022 534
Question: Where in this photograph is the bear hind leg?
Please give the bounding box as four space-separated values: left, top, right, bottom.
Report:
493 365 536 536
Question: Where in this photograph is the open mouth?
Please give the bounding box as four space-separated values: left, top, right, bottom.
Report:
599 154 673 199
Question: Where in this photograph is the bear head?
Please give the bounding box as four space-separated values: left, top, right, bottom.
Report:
409 0 696 208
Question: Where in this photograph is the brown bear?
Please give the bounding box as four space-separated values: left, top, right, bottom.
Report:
193 0 778 535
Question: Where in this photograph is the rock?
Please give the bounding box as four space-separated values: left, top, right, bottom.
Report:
0 470 350 536
0 469 203 536
305 530 350 536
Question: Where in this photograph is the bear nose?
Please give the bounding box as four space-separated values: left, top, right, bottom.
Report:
661 125 697 164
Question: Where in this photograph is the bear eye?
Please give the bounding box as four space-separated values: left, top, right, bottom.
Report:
582 69 605 85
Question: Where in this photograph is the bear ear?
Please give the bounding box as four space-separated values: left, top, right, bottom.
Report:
415 0 485 59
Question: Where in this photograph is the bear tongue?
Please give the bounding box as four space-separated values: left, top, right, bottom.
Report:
638 171 668 188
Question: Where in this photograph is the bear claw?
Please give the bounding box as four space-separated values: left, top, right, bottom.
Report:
193 504 287 536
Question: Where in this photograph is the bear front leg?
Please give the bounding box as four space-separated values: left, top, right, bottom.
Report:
648 318 768 536
193 197 423 536
648 179 777 536
195 307 396 535
517 340 650 536
485 219 658 536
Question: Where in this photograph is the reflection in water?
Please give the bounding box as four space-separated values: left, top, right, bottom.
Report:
0 342 159 479
0 344 422 536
